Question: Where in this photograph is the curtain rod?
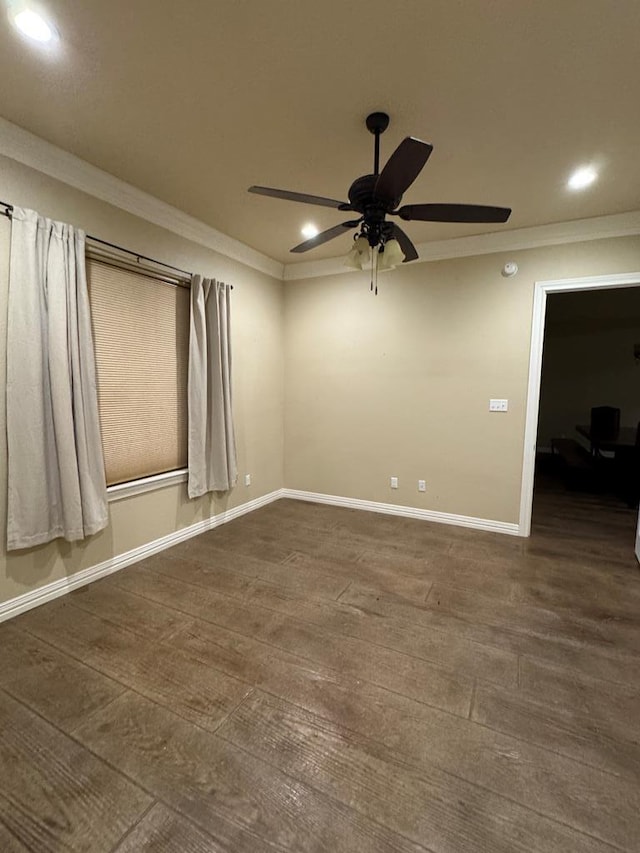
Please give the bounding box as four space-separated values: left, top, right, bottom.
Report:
0 200 232 288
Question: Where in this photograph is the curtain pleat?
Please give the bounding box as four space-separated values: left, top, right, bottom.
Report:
6 207 108 550
188 275 237 496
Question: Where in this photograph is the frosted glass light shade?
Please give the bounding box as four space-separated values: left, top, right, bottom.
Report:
344 236 371 270
378 238 405 270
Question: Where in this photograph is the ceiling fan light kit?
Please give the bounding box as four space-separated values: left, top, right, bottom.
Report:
248 112 512 269
344 235 371 270
378 238 405 270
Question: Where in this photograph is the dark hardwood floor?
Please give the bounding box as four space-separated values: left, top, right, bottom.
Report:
0 484 638 852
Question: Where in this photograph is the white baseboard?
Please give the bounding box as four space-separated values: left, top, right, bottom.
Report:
281 489 521 536
0 489 284 624
1 485 522 624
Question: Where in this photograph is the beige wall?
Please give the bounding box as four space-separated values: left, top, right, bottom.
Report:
284 237 640 524
538 288 640 449
0 156 284 608
2 151 640 612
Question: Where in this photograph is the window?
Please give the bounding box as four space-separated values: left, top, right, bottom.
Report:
87 258 189 486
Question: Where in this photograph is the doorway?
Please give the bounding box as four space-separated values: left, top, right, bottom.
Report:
519 272 640 546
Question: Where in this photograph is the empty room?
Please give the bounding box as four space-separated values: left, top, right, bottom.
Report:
0 2 639 852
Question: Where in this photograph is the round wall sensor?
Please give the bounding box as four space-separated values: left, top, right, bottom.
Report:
502 262 518 277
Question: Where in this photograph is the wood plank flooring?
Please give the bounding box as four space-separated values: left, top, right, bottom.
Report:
0 485 638 851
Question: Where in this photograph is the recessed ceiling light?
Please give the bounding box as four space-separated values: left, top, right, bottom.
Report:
301 223 319 239
567 165 598 191
11 7 55 43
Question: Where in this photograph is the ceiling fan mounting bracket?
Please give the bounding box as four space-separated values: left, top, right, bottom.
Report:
365 112 390 136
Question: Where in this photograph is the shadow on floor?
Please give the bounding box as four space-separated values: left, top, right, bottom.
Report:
531 452 637 561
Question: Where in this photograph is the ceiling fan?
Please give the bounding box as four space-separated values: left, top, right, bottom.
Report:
248 112 512 264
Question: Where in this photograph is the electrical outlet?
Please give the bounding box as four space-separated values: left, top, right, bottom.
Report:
418 480 426 492
244 474 251 486
390 476 398 489
489 399 509 412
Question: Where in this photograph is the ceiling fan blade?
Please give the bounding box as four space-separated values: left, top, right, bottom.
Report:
249 185 350 210
375 137 433 202
391 224 419 262
290 220 360 253
397 203 512 223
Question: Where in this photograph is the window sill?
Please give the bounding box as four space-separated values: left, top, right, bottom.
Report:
107 469 188 502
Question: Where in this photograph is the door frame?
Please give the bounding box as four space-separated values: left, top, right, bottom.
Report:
518 271 640 537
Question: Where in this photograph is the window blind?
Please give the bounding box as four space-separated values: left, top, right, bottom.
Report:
87 259 189 486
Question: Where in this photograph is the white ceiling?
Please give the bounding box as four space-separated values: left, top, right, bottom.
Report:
0 0 638 265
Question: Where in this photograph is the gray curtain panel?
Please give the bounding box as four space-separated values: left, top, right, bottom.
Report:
188 275 237 497
6 207 108 550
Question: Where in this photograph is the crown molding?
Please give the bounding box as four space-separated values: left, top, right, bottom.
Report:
0 117 284 280
283 210 640 281
3 117 638 285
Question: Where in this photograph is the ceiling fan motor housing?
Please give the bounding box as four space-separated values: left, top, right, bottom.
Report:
348 174 401 247
348 175 401 215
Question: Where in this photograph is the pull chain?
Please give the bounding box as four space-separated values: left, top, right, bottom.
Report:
374 247 379 295
368 246 380 295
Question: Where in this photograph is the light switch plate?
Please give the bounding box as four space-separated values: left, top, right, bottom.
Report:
489 399 509 412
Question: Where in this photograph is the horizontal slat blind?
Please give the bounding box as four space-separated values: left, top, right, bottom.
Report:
87 260 189 486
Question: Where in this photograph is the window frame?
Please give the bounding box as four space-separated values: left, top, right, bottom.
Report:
86 248 191 498
106 468 188 502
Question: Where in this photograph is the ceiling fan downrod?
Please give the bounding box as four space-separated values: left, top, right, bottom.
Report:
365 112 390 176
